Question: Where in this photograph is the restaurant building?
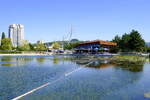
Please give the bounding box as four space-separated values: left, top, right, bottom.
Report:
75 40 117 54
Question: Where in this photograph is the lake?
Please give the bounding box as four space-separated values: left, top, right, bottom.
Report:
0 55 150 100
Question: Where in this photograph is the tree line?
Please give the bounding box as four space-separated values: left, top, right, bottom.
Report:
0 32 47 52
0 32 73 52
0 30 149 53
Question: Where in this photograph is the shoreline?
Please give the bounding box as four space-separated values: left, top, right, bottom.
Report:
0 53 52 56
0 53 148 57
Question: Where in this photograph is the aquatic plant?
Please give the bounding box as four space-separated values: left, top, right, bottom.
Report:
109 56 146 65
144 92 150 98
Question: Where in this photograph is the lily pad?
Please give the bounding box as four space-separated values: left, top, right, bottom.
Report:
144 92 150 98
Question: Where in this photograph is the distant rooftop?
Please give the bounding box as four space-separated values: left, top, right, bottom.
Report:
78 40 117 46
9 24 24 28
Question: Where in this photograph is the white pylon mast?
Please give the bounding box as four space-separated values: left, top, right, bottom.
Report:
62 25 73 50
68 25 73 44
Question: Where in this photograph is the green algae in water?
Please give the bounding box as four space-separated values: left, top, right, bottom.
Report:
144 92 150 98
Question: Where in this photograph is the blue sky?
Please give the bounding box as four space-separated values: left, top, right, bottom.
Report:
0 0 150 43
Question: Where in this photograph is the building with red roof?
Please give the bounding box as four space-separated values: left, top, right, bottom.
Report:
75 40 117 54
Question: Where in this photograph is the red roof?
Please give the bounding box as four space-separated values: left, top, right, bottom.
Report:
78 40 117 46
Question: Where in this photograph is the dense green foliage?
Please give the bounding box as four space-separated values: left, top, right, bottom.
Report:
0 50 21 54
1 32 6 46
18 40 30 51
35 43 46 51
0 33 13 51
146 47 150 53
29 43 35 50
17 43 35 51
70 39 79 42
110 35 121 52
1 32 5 40
52 42 61 49
129 30 146 52
64 42 80 50
120 33 131 51
1 38 12 50
112 30 146 52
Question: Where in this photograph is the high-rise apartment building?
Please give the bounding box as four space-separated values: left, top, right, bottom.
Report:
8 24 24 47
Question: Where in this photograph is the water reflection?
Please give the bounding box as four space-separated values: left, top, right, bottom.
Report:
73 58 144 72
0 57 14 62
115 63 144 72
47 56 145 72
1 63 14 67
36 57 46 64
0 57 34 67
53 57 59 65
0 56 149 100
21 57 146 100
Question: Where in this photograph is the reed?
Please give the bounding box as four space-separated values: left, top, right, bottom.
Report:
109 56 146 65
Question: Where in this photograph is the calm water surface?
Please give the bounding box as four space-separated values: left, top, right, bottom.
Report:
0 55 150 100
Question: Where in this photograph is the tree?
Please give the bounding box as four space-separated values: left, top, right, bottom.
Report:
112 35 121 52
1 38 12 50
36 43 46 51
18 40 30 51
121 33 131 52
70 39 79 42
1 32 6 40
29 43 34 50
1 32 6 46
52 42 61 49
112 30 146 52
146 47 150 53
112 35 121 43
64 42 80 50
129 30 146 52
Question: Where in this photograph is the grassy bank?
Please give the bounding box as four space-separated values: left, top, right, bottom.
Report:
0 51 22 54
